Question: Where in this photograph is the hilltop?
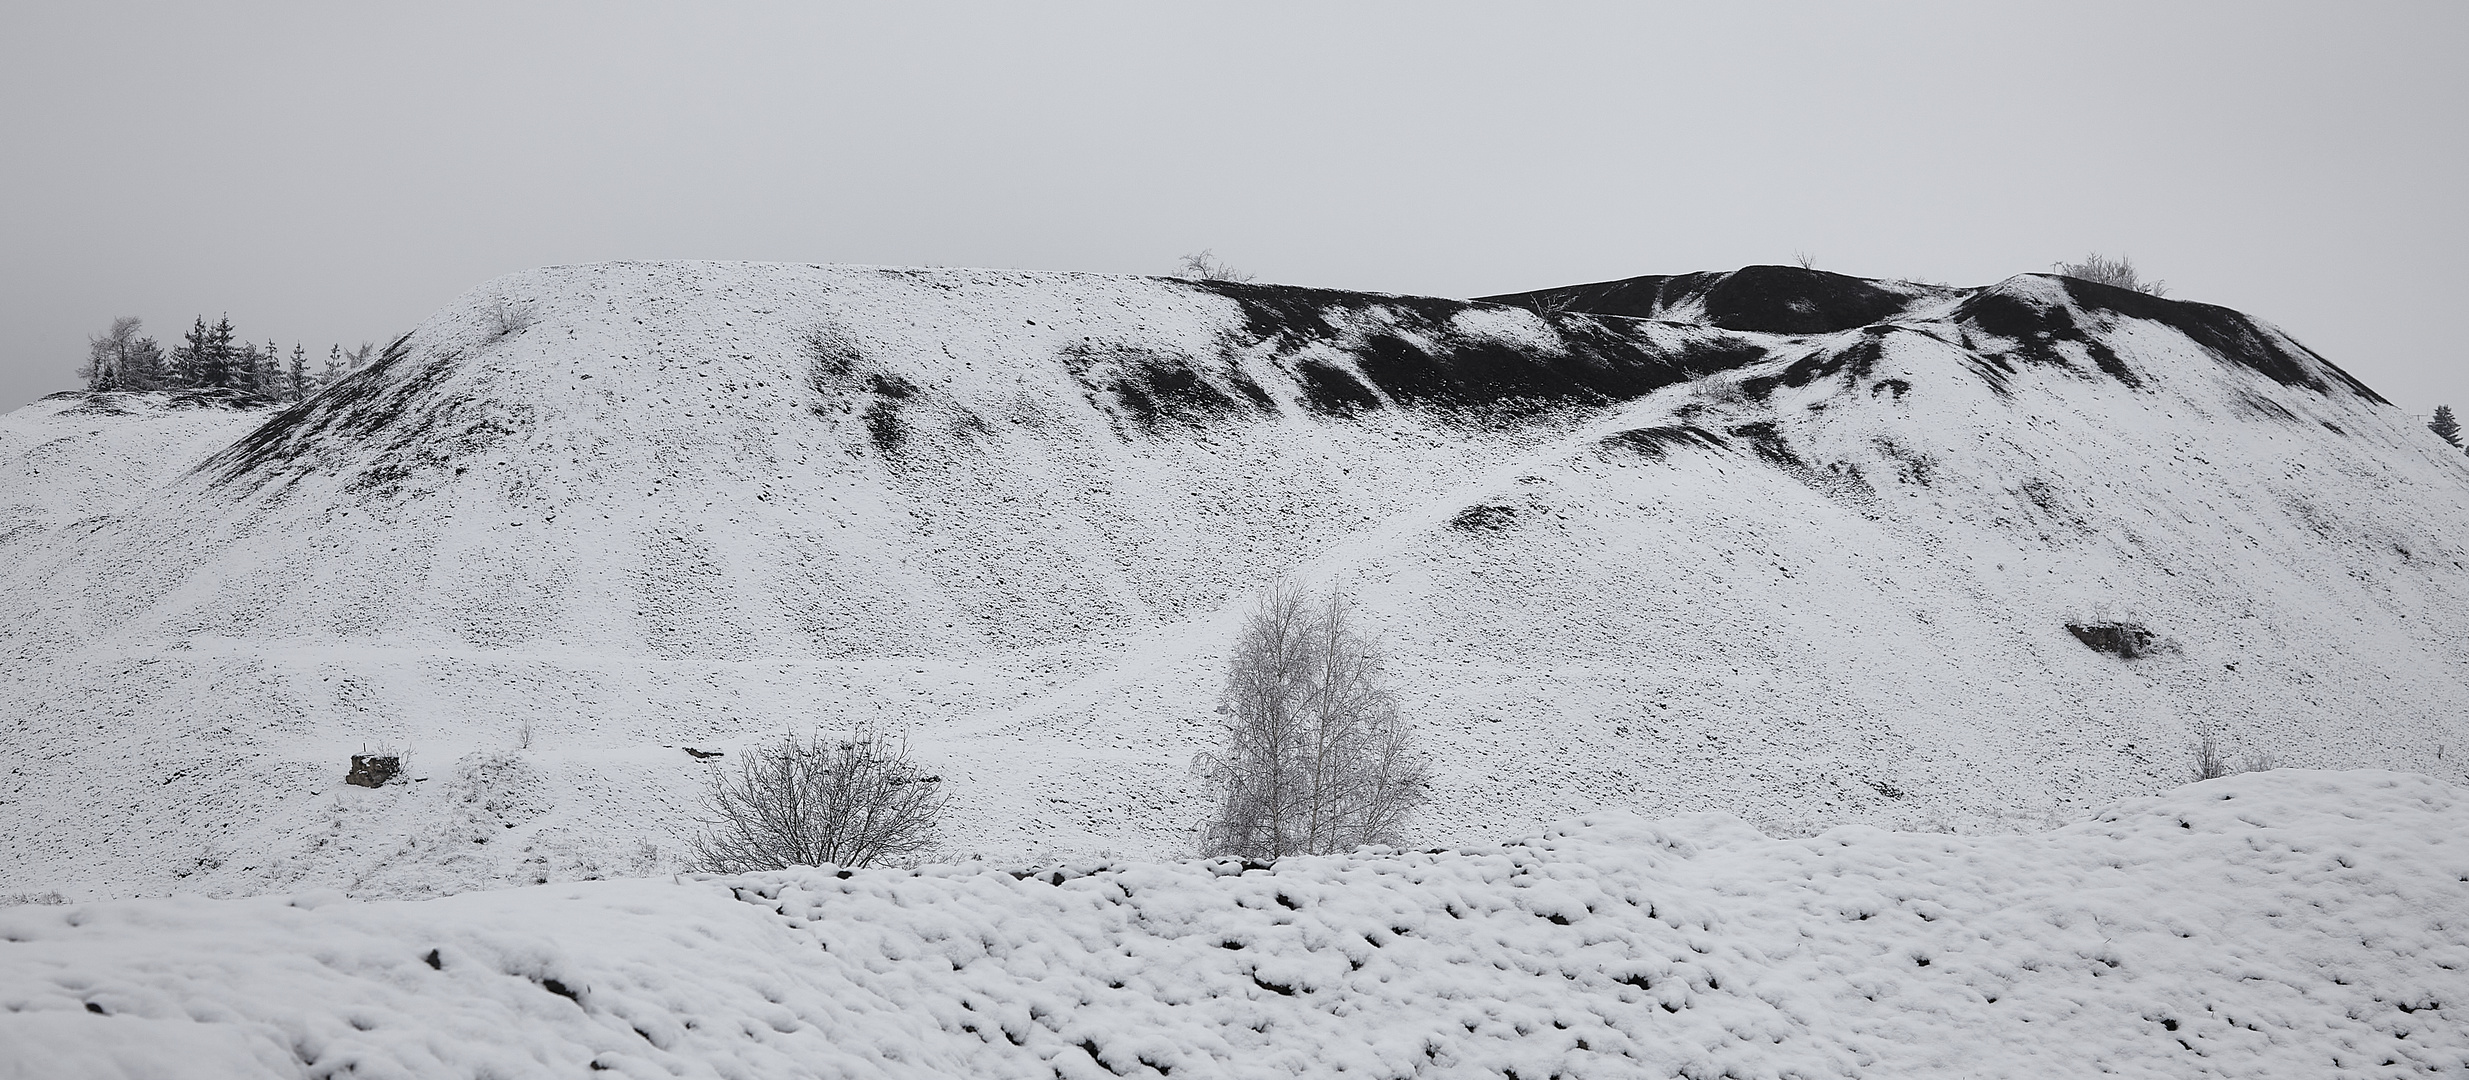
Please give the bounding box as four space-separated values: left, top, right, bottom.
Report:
2 262 2466 901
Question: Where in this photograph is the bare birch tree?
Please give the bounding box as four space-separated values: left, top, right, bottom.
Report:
1196 582 1429 858
81 317 159 391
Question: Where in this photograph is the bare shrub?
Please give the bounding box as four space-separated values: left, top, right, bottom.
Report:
2191 732 2278 782
486 298 539 341
1527 290 1582 318
2191 732 2233 781
1195 582 1430 859
691 728 947 871
1175 250 1255 283
2052 254 2167 297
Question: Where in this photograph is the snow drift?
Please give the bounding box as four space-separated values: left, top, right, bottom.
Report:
2 262 2467 901
3 770 2462 1078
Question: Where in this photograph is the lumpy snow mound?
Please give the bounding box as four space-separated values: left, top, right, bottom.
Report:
3 771 2462 1079
4 262 2469 901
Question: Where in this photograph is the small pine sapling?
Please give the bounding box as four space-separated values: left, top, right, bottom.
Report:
2429 405 2462 449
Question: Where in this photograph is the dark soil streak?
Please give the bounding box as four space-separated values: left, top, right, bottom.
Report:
198 333 490 494
1175 278 1762 423
1600 425 1727 460
1482 265 1935 335
2054 277 2387 403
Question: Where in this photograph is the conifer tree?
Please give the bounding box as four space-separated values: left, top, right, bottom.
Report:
234 342 262 394
172 317 212 389
322 344 345 387
286 344 309 401
122 333 164 390
203 316 239 388
2431 405 2462 449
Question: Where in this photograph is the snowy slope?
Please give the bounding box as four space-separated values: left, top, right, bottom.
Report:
0 389 277 558
2 261 2466 902
4 771 2462 1079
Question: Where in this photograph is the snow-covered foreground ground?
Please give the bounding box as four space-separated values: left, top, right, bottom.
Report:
4 770 2461 1079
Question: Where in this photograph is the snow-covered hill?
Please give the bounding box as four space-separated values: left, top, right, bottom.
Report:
3 261 2467 902
4 770 2462 1079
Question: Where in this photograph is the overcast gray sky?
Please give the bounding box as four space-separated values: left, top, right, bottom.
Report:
4 2 2463 417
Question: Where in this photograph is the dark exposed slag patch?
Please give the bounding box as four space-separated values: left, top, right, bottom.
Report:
200 333 480 493
1741 336 1886 400
2020 478 2063 515
1115 353 1252 432
1060 340 1272 435
1599 424 1726 460
1349 328 1694 418
800 330 921 455
1293 360 1382 416
863 396 909 454
1448 503 1519 532
2054 277 2388 404
2066 621 2157 659
1700 267 1920 335
1964 352 2017 397
1480 266 1926 335
2019 478 2094 535
803 328 869 415
1179 280 1470 348
1487 271 1726 323
1664 337 1770 379
1726 422 1803 469
2236 393 2300 424
1872 437 1936 486
1228 368 1274 409
1477 267 2389 415
1174 278 1760 423
1953 291 2143 390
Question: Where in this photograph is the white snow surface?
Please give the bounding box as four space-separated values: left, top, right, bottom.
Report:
3 262 2469 904
3 770 2463 1078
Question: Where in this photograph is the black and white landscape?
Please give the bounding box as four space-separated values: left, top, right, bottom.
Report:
3 261 2465 1076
